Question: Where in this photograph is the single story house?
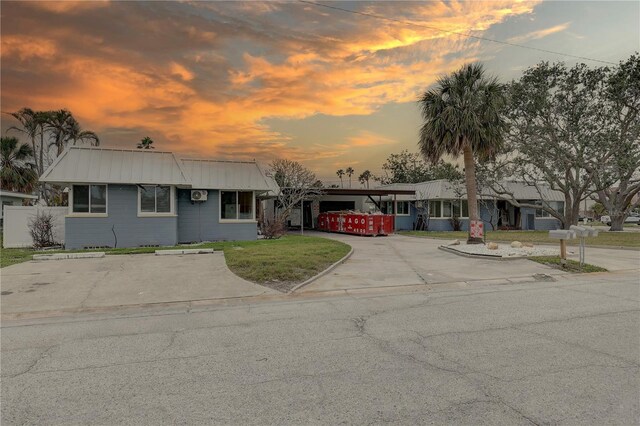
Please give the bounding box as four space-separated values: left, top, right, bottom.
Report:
375 179 564 231
0 190 38 223
40 147 279 249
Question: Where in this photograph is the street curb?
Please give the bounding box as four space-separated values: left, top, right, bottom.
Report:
155 248 215 256
8 268 637 323
32 252 105 260
288 246 354 294
400 234 639 251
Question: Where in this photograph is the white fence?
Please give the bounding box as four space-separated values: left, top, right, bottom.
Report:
2 206 67 248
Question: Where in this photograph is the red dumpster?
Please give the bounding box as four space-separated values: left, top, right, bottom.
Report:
317 212 394 236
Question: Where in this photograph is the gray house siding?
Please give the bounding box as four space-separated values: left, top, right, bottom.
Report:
65 185 178 249
176 189 257 243
535 218 561 230
393 204 417 231
426 218 453 231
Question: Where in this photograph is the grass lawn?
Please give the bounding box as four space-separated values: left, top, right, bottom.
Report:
399 230 640 249
529 256 608 273
0 235 351 291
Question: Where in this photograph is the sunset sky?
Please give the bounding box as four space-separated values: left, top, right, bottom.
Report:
2 1 638 183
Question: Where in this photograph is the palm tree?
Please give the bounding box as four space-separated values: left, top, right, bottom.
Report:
346 167 354 188
67 118 99 148
359 170 372 188
137 136 155 149
46 109 99 156
418 63 506 244
5 108 53 175
1 136 38 193
336 169 345 188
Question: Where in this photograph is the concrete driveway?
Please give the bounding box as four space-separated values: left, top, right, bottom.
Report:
1 253 276 316
301 232 639 293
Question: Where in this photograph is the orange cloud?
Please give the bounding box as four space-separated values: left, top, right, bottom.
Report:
25 1 110 13
508 22 572 43
347 131 398 147
1 0 542 170
1 35 57 60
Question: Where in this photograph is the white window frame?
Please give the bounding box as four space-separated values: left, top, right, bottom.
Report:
428 200 469 219
68 184 108 217
395 201 410 216
137 185 176 217
219 190 256 223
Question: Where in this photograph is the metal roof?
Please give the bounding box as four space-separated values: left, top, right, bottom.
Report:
322 188 415 196
40 147 191 186
40 147 280 193
180 159 279 193
491 181 565 202
377 179 564 202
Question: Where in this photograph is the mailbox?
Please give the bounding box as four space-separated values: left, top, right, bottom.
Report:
551 225 600 269
549 229 576 240
570 225 598 237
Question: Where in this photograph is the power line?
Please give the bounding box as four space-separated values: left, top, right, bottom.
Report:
298 0 617 66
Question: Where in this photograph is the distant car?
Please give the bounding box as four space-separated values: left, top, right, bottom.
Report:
600 215 640 226
625 215 640 225
578 216 591 224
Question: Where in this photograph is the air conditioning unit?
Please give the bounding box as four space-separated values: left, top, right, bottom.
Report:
191 190 208 201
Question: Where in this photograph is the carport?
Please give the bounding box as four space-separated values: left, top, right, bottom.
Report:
311 188 416 231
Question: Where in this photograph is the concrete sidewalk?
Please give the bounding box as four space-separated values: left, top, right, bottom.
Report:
300 232 639 293
574 246 640 271
1 253 276 315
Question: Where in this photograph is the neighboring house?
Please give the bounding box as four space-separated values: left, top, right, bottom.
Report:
0 190 38 224
375 179 564 231
39 147 278 249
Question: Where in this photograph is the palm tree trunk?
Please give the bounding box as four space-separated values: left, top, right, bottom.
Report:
463 142 482 244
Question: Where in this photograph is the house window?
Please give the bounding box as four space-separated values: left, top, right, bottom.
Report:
72 185 107 214
396 201 409 215
429 200 469 218
442 201 452 218
138 185 172 214
452 200 469 218
221 190 254 221
536 201 564 218
429 200 441 218
381 201 394 214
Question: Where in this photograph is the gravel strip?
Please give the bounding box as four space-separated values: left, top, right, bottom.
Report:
443 243 559 258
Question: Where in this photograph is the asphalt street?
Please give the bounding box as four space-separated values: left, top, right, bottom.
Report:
2 271 639 425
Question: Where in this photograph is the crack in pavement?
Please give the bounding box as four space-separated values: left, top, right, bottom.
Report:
3 343 60 379
0 333 365 378
514 325 640 367
350 316 543 425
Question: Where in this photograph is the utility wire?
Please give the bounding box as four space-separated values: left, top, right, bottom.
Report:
298 0 617 66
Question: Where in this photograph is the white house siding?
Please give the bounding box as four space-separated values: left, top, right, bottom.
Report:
2 206 67 248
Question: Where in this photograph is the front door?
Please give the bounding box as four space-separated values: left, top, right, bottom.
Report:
303 201 313 229
527 213 535 230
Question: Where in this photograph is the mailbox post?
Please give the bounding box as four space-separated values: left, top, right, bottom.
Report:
549 227 599 270
548 229 576 266
569 225 599 269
